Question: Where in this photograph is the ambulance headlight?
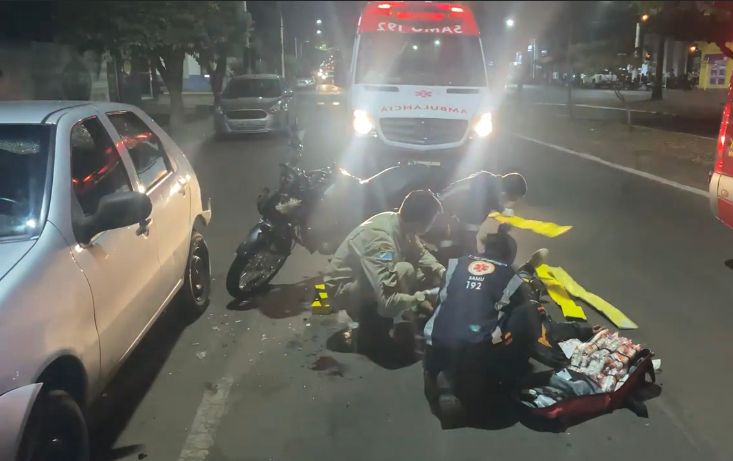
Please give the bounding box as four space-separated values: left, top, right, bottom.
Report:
353 110 375 136
472 112 493 137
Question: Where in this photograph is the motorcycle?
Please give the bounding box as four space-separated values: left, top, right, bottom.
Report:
226 131 501 298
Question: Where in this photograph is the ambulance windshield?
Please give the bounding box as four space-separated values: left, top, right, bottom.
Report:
355 33 486 87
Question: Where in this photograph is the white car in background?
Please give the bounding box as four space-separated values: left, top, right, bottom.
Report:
0 101 212 460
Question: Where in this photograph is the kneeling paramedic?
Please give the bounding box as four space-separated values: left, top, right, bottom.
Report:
324 190 446 355
423 225 596 427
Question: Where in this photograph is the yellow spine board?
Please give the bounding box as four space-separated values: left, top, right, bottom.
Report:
488 212 573 238
535 264 587 320
546 266 638 330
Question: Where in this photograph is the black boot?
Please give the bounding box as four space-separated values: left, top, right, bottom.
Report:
436 371 466 429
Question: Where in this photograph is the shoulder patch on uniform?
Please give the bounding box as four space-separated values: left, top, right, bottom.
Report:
468 260 495 275
375 251 394 262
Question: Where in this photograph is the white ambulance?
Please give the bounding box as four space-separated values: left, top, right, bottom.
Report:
350 2 492 165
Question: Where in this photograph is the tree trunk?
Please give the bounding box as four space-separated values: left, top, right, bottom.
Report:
210 54 227 106
652 36 665 101
565 20 574 118
156 49 185 132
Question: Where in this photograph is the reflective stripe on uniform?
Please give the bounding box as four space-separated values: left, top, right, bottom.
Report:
494 274 523 312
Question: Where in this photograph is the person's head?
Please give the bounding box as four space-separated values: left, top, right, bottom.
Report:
398 190 443 235
479 223 517 264
500 173 527 207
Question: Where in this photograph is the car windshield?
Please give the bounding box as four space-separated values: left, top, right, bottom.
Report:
356 33 486 86
0 124 51 239
222 79 283 98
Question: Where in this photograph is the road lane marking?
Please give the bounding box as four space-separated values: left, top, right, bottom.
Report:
511 134 708 198
177 377 234 461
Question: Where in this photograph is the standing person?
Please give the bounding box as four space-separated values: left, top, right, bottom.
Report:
324 190 446 356
427 171 527 258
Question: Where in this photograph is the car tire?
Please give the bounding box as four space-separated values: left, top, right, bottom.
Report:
18 390 90 461
177 229 211 318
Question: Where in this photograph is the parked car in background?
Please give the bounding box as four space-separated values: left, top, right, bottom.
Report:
710 81 733 229
295 76 315 89
213 74 297 137
581 71 619 88
0 101 212 461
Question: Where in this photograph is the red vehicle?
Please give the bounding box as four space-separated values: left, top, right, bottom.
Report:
709 80 733 228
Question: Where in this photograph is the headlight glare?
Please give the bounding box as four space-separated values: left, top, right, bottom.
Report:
473 112 493 137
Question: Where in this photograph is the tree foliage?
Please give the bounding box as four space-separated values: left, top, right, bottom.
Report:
641 1 733 58
57 1 250 128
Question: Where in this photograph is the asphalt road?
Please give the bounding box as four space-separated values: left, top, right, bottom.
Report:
90 90 733 461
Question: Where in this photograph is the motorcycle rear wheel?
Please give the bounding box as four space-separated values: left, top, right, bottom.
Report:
226 240 288 299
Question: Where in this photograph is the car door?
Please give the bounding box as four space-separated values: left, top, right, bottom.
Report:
104 110 191 295
68 115 168 373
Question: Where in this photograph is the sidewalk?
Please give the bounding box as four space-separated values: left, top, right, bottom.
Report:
138 93 214 127
521 85 727 120
503 107 715 191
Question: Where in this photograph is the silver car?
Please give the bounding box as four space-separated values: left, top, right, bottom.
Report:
213 74 296 136
0 101 212 460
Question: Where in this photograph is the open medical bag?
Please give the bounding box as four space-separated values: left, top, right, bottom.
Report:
516 339 656 432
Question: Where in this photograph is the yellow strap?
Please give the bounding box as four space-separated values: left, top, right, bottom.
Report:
318 292 328 299
315 284 326 290
488 212 573 238
311 300 322 307
535 264 587 320
547 266 638 329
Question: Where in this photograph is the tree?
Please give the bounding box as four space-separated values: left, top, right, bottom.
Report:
639 1 733 99
57 2 250 130
192 2 252 105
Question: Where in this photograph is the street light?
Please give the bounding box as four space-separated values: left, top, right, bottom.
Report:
316 18 322 25
689 45 697 53
316 29 322 35
505 18 515 28
641 13 649 22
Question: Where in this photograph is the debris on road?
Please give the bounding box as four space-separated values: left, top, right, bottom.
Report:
196 351 207 360
311 355 345 377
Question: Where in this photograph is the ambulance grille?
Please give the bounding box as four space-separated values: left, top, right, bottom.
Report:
380 118 467 145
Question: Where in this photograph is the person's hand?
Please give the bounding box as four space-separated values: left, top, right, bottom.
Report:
416 300 434 316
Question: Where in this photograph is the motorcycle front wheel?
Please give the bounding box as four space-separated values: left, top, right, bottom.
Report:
226 240 289 299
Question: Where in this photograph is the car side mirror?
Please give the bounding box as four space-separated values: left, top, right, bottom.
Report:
77 191 152 244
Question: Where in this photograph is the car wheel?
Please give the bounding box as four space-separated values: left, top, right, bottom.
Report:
177 229 211 318
18 390 90 461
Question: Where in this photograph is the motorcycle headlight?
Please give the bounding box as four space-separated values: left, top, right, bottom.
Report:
353 110 375 136
472 112 493 137
268 100 283 113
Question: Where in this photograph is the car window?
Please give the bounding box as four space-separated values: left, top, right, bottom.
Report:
222 79 283 98
107 111 171 190
0 124 51 238
71 117 131 216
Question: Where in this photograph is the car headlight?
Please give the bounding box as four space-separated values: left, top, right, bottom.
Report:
353 110 375 136
472 112 493 137
268 101 283 113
